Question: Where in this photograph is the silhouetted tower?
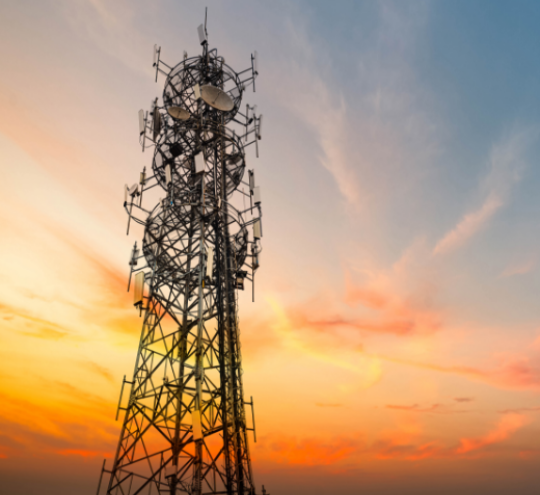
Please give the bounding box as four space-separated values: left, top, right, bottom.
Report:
97 14 263 495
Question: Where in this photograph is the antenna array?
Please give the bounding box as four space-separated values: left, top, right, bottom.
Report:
97 13 265 495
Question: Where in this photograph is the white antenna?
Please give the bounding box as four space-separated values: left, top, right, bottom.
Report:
138 109 145 135
253 219 262 240
194 153 206 174
197 24 207 45
253 186 261 204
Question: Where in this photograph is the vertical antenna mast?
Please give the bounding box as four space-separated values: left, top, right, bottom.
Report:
97 10 265 495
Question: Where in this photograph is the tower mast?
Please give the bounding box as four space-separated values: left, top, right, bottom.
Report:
97 15 264 495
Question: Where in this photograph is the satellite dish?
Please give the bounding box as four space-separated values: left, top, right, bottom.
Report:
200 85 234 111
167 106 190 121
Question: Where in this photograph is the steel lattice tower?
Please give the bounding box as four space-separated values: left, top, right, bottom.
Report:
97 16 265 495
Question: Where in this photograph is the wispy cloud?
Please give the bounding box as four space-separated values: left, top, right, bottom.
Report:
81 361 115 383
57 0 155 75
434 129 536 256
498 406 540 414
500 256 538 277
365 349 540 391
275 1 439 209
385 403 468 414
433 194 503 255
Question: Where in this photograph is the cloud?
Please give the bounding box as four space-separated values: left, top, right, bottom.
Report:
81 361 115 383
344 277 443 336
433 194 503 255
367 350 540 391
386 403 437 411
259 434 363 466
385 403 466 414
57 0 154 76
287 308 435 338
372 413 527 460
456 413 527 454
57 448 112 458
0 385 117 460
519 449 540 459
0 303 71 338
498 406 540 414
342 238 445 338
267 297 383 389
433 129 536 256
19 328 68 341
500 257 538 277
454 397 474 403
275 1 439 209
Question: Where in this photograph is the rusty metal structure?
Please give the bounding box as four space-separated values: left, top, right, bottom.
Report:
97 14 264 495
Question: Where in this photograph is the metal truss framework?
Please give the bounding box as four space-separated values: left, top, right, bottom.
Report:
97 20 264 495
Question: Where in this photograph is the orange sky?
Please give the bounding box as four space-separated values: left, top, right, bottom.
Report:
1 1 540 494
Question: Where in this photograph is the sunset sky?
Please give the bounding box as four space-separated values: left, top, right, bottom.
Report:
1 1 540 494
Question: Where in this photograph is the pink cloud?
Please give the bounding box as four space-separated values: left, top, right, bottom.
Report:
343 273 443 336
368 351 540 391
372 413 527 460
456 413 527 454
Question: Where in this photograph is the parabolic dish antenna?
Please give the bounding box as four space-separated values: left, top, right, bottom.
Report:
200 85 234 111
167 106 190 121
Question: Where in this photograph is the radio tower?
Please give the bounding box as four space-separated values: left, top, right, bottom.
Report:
97 12 264 495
